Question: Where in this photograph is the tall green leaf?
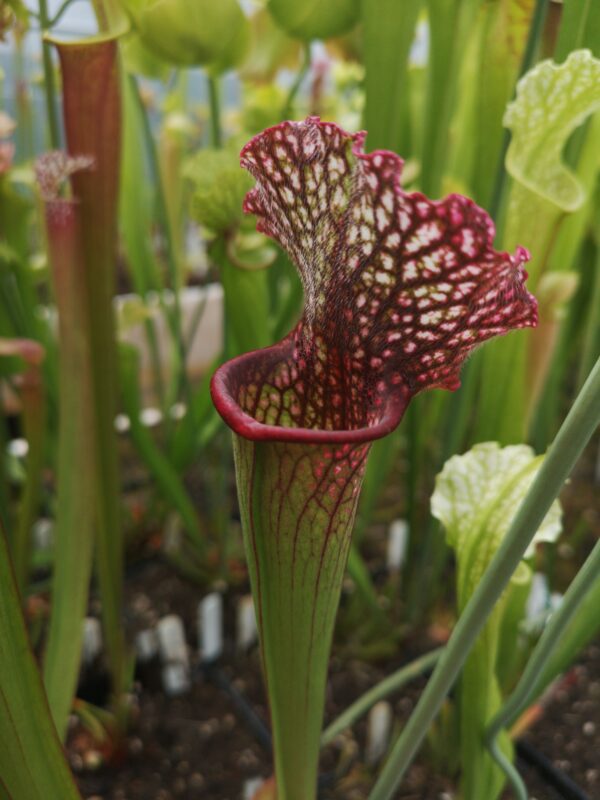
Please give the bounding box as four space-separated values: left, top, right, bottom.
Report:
420 0 479 197
0 525 81 799
554 0 600 60
39 183 97 741
361 0 421 156
49 31 128 708
470 0 535 206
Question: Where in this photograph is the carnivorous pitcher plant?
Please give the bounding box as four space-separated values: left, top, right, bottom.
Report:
211 117 537 800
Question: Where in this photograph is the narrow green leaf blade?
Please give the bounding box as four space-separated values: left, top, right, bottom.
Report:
420 0 479 196
555 0 600 60
119 344 206 553
470 0 535 206
0 527 81 799
361 0 421 154
50 32 128 703
38 191 97 741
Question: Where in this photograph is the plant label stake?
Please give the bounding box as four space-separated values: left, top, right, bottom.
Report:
387 518 409 571
244 777 264 800
199 593 224 663
33 518 54 551
157 614 190 695
135 629 159 663
366 701 393 766
82 618 102 665
237 595 258 652
526 572 550 624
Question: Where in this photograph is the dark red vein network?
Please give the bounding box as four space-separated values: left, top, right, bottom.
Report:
212 116 537 443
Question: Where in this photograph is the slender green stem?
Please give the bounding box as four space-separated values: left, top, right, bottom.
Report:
49 0 78 27
488 0 550 225
130 74 189 399
487 739 528 800
39 0 61 149
281 43 311 121
368 357 600 800
345 544 389 622
207 73 222 148
14 379 46 595
14 40 35 160
120 74 167 406
361 0 421 156
42 200 97 741
183 292 207 359
0 417 10 535
120 346 206 554
0 523 82 800
144 315 166 409
421 0 478 198
404 401 428 623
321 648 442 746
577 242 600 389
407 364 478 619
485 534 600 799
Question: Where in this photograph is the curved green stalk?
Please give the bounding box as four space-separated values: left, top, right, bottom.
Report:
0 524 82 799
488 0 550 226
578 231 600 388
281 42 311 121
485 533 600 799
49 0 77 27
130 73 189 401
368 357 600 800
120 73 166 406
321 648 442 746
207 73 223 148
38 0 61 149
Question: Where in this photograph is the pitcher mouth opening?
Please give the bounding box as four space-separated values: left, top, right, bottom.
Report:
210 338 411 445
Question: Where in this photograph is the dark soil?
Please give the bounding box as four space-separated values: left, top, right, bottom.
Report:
71 556 600 800
519 646 600 800
70 441 600 800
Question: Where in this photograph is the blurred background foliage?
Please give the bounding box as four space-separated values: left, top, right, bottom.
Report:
0 0 599 794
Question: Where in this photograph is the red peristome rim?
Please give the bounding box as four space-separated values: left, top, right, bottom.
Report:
210 342 410 445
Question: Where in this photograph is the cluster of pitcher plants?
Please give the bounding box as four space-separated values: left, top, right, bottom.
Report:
1 0 599 798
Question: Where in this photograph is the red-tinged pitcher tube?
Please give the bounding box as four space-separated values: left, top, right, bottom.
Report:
46 30 127 716
40 190 97 741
